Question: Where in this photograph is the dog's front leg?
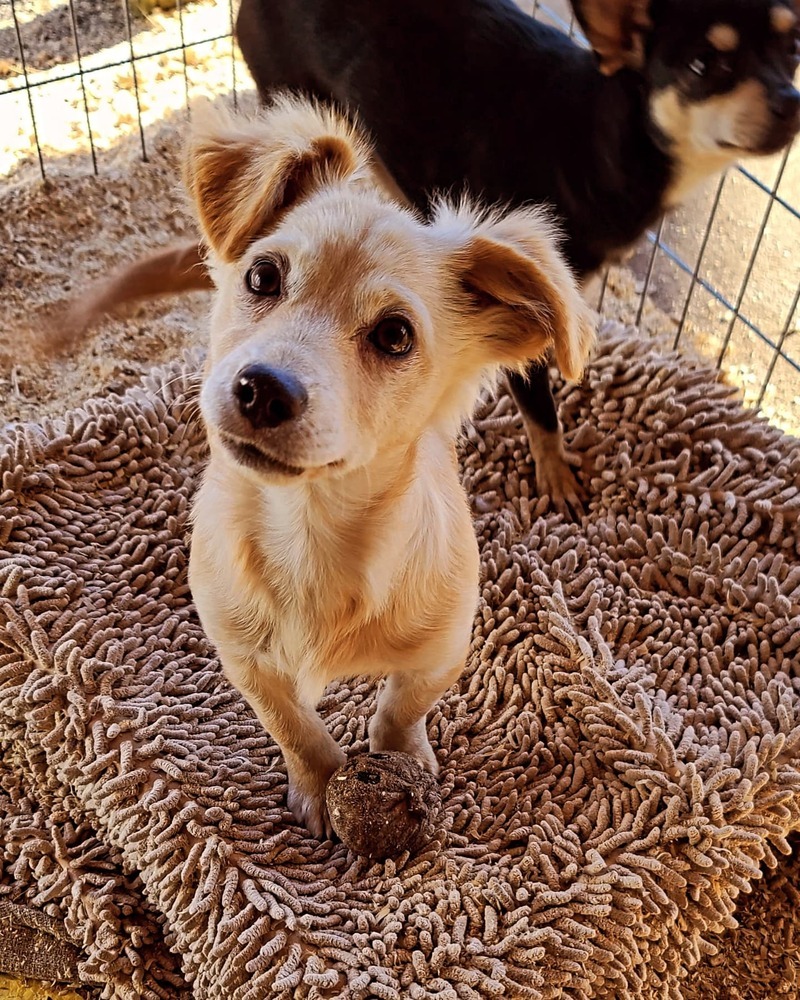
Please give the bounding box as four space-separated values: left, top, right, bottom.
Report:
506 363 583 514
221 651 346 838
369 658 465 775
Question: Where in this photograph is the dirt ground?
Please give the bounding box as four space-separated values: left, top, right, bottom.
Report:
1 1 799 997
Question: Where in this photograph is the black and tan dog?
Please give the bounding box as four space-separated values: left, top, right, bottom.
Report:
48 0 800 505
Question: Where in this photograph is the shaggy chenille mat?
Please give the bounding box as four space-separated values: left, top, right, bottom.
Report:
1 325 800 1000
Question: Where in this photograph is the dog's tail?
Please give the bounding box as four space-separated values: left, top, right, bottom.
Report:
34 240 213 357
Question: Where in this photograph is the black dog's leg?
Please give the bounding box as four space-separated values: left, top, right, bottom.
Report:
507 361 582 512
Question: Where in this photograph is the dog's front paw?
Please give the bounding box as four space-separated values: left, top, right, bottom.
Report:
524 422 584 515
286 754 346 839
533 446 584 515
369 717 439 775
287 782 333 839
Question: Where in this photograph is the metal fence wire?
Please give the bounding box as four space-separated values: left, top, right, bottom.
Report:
2 0 799 433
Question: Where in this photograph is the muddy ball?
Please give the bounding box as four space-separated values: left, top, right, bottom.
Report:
326 752 443 859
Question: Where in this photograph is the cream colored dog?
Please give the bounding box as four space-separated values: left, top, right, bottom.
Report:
186 95 594 838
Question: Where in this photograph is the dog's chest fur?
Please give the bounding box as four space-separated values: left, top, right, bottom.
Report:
191 447 478 700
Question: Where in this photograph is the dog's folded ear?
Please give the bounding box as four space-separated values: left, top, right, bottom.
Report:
444 204 595 383
183 94 373 262
571 0 652 76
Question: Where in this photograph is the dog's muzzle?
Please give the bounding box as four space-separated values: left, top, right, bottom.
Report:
759 82 800 152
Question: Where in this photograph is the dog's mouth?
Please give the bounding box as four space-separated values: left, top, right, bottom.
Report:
718 118 800 156
219 432 306 477
218 432 347 478
721 138 793 156
717 138 770 154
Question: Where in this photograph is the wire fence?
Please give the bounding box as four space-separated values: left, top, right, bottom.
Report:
1 0 241 171
2 0 799 433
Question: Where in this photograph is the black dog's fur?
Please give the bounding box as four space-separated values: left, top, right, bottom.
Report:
238 0 665 277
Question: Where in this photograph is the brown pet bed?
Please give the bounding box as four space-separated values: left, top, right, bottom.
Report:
0 325 799 999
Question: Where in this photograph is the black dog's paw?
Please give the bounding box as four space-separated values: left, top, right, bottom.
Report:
521 420 585 516
533 446 584 516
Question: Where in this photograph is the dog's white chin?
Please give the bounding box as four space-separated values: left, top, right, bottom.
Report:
215 431 345 483
217 432 305 478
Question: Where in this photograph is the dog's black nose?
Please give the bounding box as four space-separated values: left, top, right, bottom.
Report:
234 365 308 429
770 85 800 123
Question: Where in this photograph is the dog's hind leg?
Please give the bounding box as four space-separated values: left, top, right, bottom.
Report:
507 362 583 514
35 240 213 357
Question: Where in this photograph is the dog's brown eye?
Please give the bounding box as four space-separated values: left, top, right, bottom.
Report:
246 259 282 297
369 316 414 357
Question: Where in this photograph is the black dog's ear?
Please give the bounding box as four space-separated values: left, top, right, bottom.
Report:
571 0 652 75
